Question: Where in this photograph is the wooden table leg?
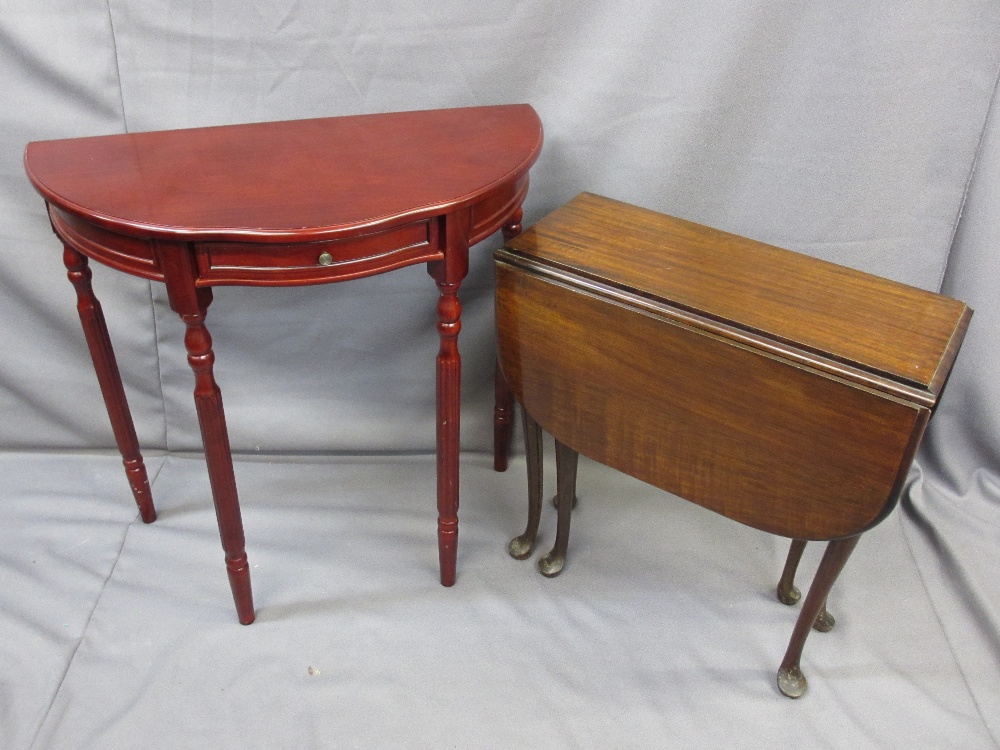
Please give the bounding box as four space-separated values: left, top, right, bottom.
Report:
162 282 252 625
493 361 515 472
493 210 524 472
156 242 254 624
429 213 471 587
63 246 156 524
777 538 838 632
508 407 543 559
539 438 577 578
777 539 807 604
776 534 860 698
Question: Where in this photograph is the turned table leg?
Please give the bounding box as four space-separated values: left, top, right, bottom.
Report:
539 438 578 578
176 289 255 624
493 209 523 472
63 246 156 523
433 275 462 586
508 408 543 559
776 534 860 698
428 215 470 588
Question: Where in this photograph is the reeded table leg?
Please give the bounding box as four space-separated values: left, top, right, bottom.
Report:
539 438 578 578
428 216 470 588
178 291 255 624
493 210 523 472
508 408 543 559
63 246 156 523
776 535 860 698
433 274 461 586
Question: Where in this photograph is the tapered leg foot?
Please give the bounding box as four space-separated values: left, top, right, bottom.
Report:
227 556 255 625
438 518 457 588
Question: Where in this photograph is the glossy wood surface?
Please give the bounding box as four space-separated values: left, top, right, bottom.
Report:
26 105 542 243
27 105 542 621
504 192 970 400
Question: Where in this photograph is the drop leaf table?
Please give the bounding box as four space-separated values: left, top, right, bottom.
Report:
496 192 971 697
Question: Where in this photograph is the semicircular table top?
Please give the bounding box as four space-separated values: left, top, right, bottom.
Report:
25 104 543 243
22 103 543 625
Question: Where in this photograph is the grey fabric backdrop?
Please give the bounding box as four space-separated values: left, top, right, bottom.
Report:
1 1 998 747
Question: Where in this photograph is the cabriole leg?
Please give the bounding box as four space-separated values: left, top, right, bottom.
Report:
539 438 578 578
777 539 807 604
508 408 542 559
776 535 860 698
777 538 838 631
63 246 156 523
179 291 254 624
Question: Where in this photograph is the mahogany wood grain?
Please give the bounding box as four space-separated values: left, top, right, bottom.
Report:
498 263 928 540
506 192 969 401
27 105 542 622
496 192 971 697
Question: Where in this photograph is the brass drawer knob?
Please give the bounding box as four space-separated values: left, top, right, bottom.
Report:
317 252 334 266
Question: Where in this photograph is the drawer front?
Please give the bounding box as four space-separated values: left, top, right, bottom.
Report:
496 262 926 541
195 220 440 285
49 207 163 281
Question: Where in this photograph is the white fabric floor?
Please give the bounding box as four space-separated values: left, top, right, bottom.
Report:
2 450 995 748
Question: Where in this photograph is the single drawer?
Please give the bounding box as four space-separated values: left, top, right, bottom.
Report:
195 219 441 285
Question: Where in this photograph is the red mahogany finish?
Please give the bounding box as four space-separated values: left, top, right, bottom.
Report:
26 105 542 623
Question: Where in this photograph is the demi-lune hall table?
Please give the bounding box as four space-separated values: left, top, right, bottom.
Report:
24 104 543 624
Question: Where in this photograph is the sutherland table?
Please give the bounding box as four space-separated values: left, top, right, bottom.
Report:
24 104 542 624
496 193 971 697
